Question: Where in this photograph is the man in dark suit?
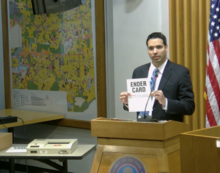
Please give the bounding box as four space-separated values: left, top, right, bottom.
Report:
120 32 195 122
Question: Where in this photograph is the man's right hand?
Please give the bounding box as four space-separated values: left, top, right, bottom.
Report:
119 92 130 105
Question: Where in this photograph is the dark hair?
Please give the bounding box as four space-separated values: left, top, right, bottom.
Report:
146 32 167 46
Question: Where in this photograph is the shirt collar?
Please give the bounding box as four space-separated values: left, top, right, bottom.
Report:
150 59 168 74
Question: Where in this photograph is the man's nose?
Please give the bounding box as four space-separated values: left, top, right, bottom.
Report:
153 48 158 53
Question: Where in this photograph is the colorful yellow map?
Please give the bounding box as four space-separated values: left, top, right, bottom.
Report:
10 0 95 112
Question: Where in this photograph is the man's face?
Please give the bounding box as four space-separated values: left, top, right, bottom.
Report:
147 38 168 67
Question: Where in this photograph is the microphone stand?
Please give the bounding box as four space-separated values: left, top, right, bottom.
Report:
143 74 158 122
143 93 151 119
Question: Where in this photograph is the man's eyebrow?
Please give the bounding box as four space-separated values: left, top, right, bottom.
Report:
148 45 163 48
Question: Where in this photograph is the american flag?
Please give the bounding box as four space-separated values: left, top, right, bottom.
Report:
206 0 220 127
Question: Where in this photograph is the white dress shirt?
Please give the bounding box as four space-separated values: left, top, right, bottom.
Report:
148 59 168 115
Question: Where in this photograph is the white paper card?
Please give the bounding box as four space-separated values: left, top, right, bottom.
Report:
216 140 220 148
126 78 152 112
6 146 27 153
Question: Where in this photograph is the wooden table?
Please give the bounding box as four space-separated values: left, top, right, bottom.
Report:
0 109 64 129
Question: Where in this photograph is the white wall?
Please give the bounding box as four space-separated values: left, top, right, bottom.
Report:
105 0 116 119
106 0 169 120
161 0 170 58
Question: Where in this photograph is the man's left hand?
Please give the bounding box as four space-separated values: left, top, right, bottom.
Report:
151 90 166 106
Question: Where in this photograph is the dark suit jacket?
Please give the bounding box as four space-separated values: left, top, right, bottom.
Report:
124 60 195 122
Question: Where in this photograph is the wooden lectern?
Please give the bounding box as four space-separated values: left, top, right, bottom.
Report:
91 118 190 173
180 126 220 173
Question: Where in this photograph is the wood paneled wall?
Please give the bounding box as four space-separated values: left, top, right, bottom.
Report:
169 0 210 130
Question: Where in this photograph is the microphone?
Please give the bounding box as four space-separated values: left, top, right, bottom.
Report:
143 78 154 119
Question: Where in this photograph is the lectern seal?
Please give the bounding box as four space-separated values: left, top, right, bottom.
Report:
109 155 148 173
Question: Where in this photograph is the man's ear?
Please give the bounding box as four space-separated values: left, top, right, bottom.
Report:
165 45 168 52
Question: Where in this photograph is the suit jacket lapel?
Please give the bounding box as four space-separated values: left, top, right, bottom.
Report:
158 60 173 90
140 63 151 78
